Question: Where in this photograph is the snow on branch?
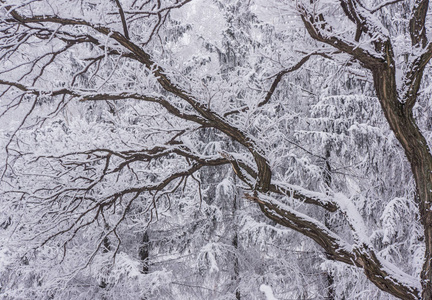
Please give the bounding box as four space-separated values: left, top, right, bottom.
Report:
245 192 420 299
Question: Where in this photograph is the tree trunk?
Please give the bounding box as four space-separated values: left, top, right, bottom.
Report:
323 147 335 300
139 231 150 300
139 231 150 274
99 233 111 290
232 175 241 300
371 65 432 300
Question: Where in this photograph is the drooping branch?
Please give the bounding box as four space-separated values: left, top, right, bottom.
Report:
0 80 210 126
299 0 432 298
1 2 427 298
259 51 332 107
245 193 353 262
4 7 273 193
298 2 386 68
246 193 421 300
220 151 339 211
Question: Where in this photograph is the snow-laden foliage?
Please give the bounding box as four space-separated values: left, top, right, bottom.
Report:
1 0 432 299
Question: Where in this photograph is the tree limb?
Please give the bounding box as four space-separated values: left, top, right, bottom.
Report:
113 0 130 39
246 193 420 300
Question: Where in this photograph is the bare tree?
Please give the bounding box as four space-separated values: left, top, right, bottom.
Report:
0 0 431 299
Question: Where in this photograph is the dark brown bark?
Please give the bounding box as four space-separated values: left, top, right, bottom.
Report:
2 2 430 299
245 193 420 300
371 63 432 300
299 1 432 297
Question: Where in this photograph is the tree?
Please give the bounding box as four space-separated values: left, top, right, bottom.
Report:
0 0 431 299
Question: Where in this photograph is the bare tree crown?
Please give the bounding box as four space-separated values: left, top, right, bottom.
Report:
1 0 432 299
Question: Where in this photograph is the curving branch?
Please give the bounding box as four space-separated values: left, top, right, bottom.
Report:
259 51 332 108
246 193 420 300
299 0 432 298
1 2 430 298
3 7 274 193
402 42 432 111
298 4 384 69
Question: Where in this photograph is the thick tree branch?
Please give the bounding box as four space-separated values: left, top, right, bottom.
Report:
299 0 432 297
246 193 420 300
269 182 338 212
2 2 428 298
298 7 383 69
4 8 273 193
403 43 432 111
409 0 429 48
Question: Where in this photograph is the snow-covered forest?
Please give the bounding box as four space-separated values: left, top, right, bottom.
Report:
1 0 432 299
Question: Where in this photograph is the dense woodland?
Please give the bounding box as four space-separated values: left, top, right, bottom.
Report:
1 0 432 299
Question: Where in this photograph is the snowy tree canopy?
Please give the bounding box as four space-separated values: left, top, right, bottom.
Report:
1 0 432 299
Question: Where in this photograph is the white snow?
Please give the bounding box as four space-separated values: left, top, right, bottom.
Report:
260 284 278 300
333 193 370 245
